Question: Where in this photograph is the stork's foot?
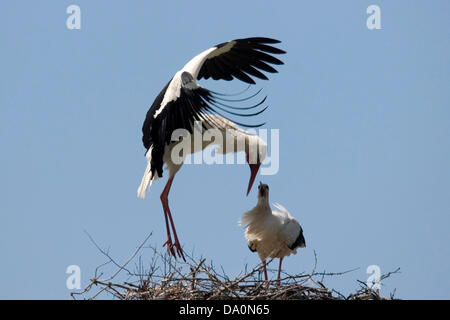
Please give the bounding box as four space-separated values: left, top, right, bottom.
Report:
163 238 176 257
163 238 186 261
173 238 186 262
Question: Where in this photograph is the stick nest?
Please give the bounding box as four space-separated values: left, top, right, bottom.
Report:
72 232 399 300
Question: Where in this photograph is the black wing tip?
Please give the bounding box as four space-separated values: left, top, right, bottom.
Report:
203 36 285 84
289 231 306 250
242 37 282 44
238 37 286 54
245 77 256 85
220 37 285 51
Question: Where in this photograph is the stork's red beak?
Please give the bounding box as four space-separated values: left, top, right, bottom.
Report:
247 163 261 196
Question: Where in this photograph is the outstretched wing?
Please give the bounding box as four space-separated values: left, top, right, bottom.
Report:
142 37 285 178
182 37 285 84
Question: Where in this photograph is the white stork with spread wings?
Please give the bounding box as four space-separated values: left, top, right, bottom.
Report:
137 37 285 259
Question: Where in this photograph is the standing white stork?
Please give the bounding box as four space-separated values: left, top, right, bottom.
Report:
137 37 285 260
240 182 306 285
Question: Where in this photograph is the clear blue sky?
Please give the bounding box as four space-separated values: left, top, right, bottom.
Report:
1 1 449 299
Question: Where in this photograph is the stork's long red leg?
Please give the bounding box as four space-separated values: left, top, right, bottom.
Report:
161 204 175 258
277 257 283 286
160 176 176 257
263 259 269 288
160 175 186 261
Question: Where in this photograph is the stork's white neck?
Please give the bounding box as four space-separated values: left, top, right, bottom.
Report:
255 196 271 213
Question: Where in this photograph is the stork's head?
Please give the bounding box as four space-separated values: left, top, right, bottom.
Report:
257 182 270 200
246 136 267 196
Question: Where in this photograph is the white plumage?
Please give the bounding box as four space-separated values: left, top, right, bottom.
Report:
138 114 267 200
240 183 306 284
